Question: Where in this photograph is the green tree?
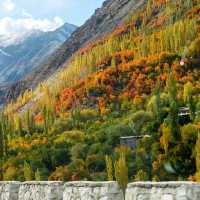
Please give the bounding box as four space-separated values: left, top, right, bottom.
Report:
25 109 35 135
129 110 153 134
147 83 162 123
105 155 114 181
183 82 196 120
0 114 11 180
71 103 81 128
16 115 23 136
0 124 3 180
42 105 54 135
166 74 180 141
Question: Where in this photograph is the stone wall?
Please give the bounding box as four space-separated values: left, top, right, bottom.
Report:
126 182 200 200
0 181 122 200
63 181 123 200
18 181 63 200
0 181 200 200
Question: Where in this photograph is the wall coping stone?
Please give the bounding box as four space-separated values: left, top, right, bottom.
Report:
20 181 63 186
127 181 200 189
0 181 20 185
64 181 117 187
0 181 200 186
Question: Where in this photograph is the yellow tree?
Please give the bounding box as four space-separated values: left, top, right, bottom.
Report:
24 162 34 181
195 133 200 182
160 124 171 154
114 153 128 200
105 155 114 181
183 82 195 120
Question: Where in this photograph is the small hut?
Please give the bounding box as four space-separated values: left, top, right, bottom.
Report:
120 135 151 149
178 107 191 125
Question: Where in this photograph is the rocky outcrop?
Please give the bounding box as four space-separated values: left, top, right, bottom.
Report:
5 0 146 103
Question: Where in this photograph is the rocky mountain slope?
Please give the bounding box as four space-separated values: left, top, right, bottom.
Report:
0 23 77 85
5 0 146 103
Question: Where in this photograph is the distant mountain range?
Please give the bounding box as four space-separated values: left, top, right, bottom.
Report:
0 23 77 85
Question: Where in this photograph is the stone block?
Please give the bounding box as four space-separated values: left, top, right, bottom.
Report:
63 181 123 200
18 181 63 200
126 182 200 200
0 182 20 200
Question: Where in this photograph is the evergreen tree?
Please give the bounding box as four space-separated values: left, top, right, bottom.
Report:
25 109 35 135
24 161 33 181
0 114 12 157
0 123 3 180
16 115 23 136
147 83 162 123
183 82 196 121
166 74 180 141
71 103 81 128
35 169 42 181
42 105 53 135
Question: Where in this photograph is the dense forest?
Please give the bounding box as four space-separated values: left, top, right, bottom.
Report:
1 0 200 190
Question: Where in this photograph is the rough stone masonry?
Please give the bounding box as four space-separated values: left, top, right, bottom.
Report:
0 181 200 200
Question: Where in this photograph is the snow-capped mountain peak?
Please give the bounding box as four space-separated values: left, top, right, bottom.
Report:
0 29 43 47
0 22 77 85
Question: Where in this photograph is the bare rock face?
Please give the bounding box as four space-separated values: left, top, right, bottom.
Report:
5 0 146 103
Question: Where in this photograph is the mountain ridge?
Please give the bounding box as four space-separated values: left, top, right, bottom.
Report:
5 0 146 103
0 23 77 85
0 22 77 104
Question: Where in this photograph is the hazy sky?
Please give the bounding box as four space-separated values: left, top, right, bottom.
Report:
0 0 105 35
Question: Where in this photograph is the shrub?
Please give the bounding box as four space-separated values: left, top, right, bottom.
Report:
187 38 200 59
51 118 74 134
126 110 153 133
79 109 99 122
3 166 18 181
106 123 133 146
134 169 148 181
48 166 71 181
70 144 88 161
181 124 198 143
54 130 85 145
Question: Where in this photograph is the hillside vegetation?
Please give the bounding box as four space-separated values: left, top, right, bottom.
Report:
1 0 200 183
